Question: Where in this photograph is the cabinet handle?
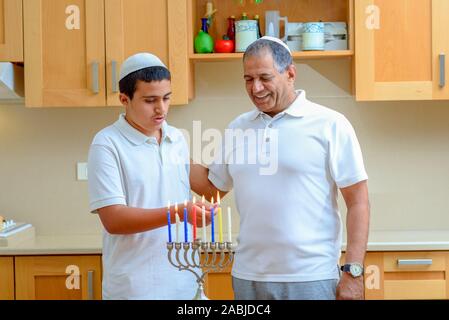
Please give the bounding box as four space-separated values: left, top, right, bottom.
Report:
111 60 118 93
397 259 432 266
87 270 94 300
92 61 100 94
439 54 445 88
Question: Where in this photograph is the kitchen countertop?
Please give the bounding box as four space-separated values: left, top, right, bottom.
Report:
1 230 449 255
0 234 102 255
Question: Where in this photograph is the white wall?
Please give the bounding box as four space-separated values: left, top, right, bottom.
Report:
1 59 449 236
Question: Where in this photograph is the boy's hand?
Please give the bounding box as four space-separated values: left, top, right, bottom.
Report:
186 201 217 227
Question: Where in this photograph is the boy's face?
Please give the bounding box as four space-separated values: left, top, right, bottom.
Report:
120 79 172 137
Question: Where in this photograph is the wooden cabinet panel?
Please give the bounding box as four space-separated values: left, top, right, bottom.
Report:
24 0 106 107
15 255 102 300
205 265 234 300
105 0 168 106
0 0 23 62
355 0 449 101
432 0 449 99
365 251 449 300
0 257 14 300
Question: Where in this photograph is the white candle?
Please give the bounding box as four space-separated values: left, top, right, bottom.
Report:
175 202 180 243
227 207 232 242
201 195 207 242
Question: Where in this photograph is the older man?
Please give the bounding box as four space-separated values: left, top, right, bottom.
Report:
191 37 370 300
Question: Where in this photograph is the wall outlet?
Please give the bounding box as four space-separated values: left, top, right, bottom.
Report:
77 162 88 181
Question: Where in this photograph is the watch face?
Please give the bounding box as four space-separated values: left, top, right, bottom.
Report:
349 263 364 277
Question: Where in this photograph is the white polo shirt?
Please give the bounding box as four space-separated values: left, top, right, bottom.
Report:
209 90 368 282
88 114 196 299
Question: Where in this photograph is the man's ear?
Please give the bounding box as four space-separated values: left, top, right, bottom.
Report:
286 64 297 83
119 93 130 107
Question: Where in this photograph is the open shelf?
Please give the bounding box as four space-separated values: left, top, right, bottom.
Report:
190 50 354 62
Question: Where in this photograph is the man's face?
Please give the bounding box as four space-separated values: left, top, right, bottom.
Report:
120 79 171 136
243 51 296 117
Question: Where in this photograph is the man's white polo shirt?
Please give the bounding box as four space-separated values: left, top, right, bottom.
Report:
208 90 368 282
88 114 196 299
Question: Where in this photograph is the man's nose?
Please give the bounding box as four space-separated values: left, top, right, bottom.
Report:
252 79 264 93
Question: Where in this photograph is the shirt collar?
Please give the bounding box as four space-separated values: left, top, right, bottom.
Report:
249 90 312 121
114 113 173 145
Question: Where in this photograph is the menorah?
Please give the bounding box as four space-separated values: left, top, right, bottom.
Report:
167 239 234 300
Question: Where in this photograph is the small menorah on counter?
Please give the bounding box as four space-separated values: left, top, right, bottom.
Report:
167 239 234 300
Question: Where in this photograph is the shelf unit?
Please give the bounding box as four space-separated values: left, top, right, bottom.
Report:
188 0 354 62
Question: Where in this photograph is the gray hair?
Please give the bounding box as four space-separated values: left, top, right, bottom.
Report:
243 40 293 73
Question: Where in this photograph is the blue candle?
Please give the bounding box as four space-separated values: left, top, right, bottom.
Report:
211 197 215 243
183 200 188 243
167 201 172 243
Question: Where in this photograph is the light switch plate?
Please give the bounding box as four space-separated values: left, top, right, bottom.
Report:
77 162 88 181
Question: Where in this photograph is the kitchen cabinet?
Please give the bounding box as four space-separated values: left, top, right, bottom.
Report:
105 0 189 106
204 262 234 300
14 255 102 300
189 0 354 61
0 0 23 62
355 0 449 101
0 257 14 300
187 0 355 100
365 251 449 299
23 0 189 107
204 251 449 300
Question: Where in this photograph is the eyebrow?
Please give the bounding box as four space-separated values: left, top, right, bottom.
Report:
244 73 273 78
142 92 172 98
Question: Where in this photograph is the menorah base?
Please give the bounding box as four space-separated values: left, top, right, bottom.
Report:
167 240 235 300
193 284 209 300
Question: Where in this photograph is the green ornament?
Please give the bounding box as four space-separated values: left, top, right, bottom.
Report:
194 30 214 53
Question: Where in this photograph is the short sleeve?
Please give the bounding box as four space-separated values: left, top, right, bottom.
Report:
207 136 234 192
88 144 127 213
328 116 368 188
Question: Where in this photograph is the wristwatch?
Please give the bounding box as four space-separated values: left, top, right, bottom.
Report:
340 262 364 277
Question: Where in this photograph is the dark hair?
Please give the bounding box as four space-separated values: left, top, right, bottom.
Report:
243 40 293 73
119 66 171 100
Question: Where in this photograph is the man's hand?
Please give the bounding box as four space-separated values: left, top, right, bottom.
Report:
336 273 364 300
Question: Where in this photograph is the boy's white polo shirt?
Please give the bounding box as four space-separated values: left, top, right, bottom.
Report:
208 90 368 282
88 114 195 299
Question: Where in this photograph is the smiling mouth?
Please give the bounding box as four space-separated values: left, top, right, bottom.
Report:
254 94 270 102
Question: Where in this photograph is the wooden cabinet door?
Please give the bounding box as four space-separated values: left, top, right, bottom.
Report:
432 0 449 99
15 255 102 300
0 257 14 300
0 0 23 62
105 0 189 106
205 265 234 300
355 0 449 101
364 251 449 300
24 0 106 107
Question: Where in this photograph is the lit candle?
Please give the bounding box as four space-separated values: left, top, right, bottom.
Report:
167 201 172 243
227 206 232 243
202 195 207 242
217 192 223 243
183 200 188 243
192 196 197 241
211 196 215 243
175 202 180 243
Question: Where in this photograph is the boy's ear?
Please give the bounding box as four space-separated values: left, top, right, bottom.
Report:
119 93 130 107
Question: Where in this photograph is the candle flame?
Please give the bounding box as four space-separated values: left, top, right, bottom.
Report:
217 192 221 204
175 202 178 212
184 199 187 207
167 201 170 210
202 195 205 203
211 196 214 204
193 196 196 204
